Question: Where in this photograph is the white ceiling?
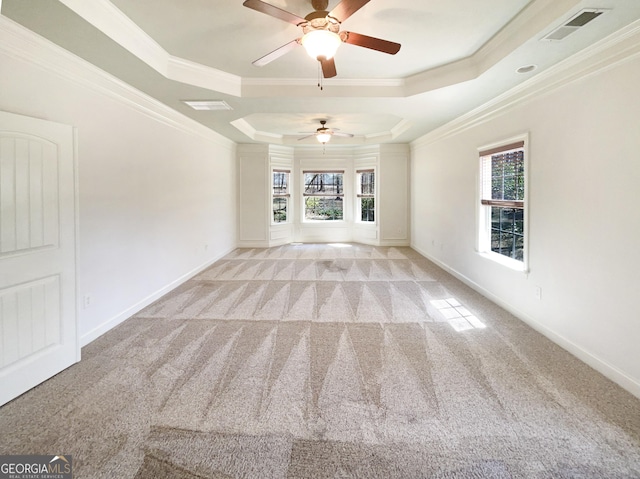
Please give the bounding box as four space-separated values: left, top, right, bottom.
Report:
3 0 640 145
109 0 531 79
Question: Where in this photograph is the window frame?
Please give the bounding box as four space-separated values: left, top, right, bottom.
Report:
271 168 290 224
477 136 529 272
301 170 345 222
356 168 376 223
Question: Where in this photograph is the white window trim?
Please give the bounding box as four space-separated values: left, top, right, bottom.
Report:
271 168 290 225
355 168 376 224
476 134 530 273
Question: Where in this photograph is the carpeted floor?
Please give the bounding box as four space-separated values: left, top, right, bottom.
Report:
1 243 639 478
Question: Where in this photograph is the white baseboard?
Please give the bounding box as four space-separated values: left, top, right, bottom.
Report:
411 243 640 400
378 239 411 247
237 240 270 248
80 246 235 347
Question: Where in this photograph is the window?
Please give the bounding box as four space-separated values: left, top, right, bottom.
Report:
272 169 290 223
303 171 344 221
478 140 527 267
356 169 375 222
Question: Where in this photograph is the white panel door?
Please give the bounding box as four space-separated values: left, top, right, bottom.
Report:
0 110 78 406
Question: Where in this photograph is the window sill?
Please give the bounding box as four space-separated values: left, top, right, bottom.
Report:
477 251 529 273
302 220 347 226
302 220 345 225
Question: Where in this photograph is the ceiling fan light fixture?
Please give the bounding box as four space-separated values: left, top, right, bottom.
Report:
316 131 332 143
301 30 341 60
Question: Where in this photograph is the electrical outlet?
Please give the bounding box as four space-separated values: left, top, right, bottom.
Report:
83 294 92 309
535 286 542 300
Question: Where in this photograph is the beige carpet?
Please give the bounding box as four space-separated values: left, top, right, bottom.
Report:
1 243 639 478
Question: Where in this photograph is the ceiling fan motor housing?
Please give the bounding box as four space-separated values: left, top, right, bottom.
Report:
317 120 330 133
303 14 340 34
311 0 329 11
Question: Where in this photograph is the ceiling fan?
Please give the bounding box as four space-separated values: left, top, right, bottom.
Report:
299 120 354 144
243 0 401 78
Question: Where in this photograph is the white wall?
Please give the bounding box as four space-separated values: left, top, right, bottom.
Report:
0 18 237 345
236 144 296 248
411 48 640 396
237 145 270 247
379 144 410 246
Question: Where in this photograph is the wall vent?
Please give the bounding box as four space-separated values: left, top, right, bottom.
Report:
542 9 606 41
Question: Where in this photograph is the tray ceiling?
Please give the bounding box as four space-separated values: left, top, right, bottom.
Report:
2 0 640 145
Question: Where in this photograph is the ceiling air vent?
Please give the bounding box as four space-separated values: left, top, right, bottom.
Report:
182 100 232 111
542 9 605 41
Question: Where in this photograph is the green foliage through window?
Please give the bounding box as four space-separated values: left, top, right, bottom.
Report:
303 172 344 221
357 170 375 223
273 197 287 223
272 170 290 223
491 151 524 201
481 144 526 263
491 207 524 261
361 197 375 222
305 197 343 220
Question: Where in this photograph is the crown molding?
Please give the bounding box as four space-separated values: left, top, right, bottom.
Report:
237 143 269 155
405 0 581 97
294 146 370 158
289 143 406 159
404 57 478 97
231 116 410 146
474 0 580 72
389 119 413 140
167 56 241 97
240 81 406 98
0 15 235 149
231 118 285 144
57 0 243 96
411 18 640 149
268 144 295 157
379 143 411 156
58 0 169 75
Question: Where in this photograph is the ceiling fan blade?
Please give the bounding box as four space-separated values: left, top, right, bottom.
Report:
298 134 316 141
328 0 370 23
319 56 337 78
253 39 300 66
341 31 401 55
242 0 307 26
333 132 354 138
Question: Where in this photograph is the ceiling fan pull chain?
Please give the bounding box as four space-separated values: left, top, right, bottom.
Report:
318 62 323 90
